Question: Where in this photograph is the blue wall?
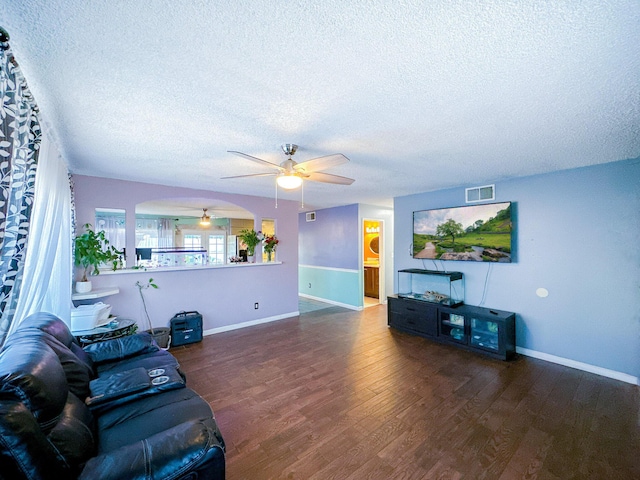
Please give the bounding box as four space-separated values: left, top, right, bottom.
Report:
299 204 361 307
394 158 640 381
299 204 359 269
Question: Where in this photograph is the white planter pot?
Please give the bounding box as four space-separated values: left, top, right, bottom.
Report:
75 281 92 293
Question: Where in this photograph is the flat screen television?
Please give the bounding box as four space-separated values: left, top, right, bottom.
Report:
413 202 512 262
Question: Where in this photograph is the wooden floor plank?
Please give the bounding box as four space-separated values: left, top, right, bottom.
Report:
171 304 640 479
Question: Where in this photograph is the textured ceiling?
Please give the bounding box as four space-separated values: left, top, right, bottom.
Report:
1 0 639 210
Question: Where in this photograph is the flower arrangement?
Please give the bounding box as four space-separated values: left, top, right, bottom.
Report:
263 234 279 261
238 229 264 256
263 234 279 253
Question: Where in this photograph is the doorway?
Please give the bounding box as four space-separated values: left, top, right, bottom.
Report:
363 219 383 307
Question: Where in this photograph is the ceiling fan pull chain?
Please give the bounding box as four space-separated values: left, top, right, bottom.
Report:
275 180 278 208
301 181 304 209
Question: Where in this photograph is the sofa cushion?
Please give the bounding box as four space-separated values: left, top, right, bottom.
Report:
94 349 180 377
84 332 159 364
97 388 214 452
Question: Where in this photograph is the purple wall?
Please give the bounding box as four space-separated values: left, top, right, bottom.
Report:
73 175 300 332
298 204 359 270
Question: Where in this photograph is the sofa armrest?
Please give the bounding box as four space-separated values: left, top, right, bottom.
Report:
83 333 159 365
78 419 225 480
0 399 71 479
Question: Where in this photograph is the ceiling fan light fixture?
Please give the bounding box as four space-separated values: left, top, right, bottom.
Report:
200 208 211 226
277 173 303 189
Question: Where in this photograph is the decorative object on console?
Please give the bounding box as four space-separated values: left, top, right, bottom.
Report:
423 290 448 303
263 234 279 261
397 269 464 307
238 228 263 259
74 223 122 292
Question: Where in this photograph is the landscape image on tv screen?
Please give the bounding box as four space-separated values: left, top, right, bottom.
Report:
413 202 512 262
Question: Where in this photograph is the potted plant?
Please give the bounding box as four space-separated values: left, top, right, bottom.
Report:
135 278 171 349
74 223 122 293
238 229 263 262
263 234 279 261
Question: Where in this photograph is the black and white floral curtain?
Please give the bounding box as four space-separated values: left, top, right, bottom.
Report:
0 28 41 345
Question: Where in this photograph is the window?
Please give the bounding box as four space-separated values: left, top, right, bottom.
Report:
95 208 126 267
261 218 275 262
135 217 174 248
208 234 225 264
183 234 202 249
95 208 126 251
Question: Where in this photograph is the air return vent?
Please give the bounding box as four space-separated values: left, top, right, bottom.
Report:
305 212 316 222
465 184 495 203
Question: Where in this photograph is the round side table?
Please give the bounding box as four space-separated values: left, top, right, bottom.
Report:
74 318 137 346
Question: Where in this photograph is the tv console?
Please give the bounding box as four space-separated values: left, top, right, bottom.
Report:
387 295 516 360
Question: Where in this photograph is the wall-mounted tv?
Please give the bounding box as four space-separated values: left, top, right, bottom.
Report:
413 202 512 262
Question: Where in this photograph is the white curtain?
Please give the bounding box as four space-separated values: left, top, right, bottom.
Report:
96 212 126 251
158 218 174 248
11 134 73 330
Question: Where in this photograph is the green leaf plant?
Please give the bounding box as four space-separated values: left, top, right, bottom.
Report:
135 278 158 332
74 223 123 281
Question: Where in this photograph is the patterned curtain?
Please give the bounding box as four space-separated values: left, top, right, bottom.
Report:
0 28 42 345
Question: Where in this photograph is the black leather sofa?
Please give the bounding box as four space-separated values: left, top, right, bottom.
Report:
0 312 225 479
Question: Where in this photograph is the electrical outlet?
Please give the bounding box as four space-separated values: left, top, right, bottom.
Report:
254 302 259 309
308 283 311 288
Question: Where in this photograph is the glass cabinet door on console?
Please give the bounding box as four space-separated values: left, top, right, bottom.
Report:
439 311 467 344
469 317 500 352
388 296 516 361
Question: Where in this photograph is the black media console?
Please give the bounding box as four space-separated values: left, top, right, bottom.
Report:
387 295 516 361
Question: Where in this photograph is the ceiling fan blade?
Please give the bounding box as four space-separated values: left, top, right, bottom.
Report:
221 172 278 179
227 151 283 171
294 153 349 174
306 171 355 185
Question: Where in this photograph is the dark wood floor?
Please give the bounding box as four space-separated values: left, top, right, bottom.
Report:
172 304 640 480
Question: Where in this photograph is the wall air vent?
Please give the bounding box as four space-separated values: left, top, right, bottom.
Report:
306 212 316 222
465 184 495 203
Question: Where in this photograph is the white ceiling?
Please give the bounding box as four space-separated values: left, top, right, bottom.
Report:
2 1 639 210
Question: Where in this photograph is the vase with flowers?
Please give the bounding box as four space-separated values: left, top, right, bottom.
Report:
263 234 279 261
238 228 264 262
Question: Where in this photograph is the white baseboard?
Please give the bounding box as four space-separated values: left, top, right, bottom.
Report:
516 346 638 385
298 293 363 311
203 312 299 336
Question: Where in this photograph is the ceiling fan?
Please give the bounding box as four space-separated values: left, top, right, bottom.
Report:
222 144 355 190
